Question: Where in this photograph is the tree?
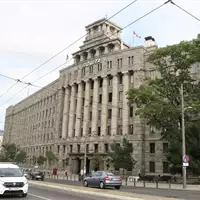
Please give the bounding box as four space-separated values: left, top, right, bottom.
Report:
127 35 200 174
37 155 47 166
45 151 58 166
108 137 135 172
15 150 27 164
0 143 19 162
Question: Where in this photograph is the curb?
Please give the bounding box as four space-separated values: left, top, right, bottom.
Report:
28 180 180 200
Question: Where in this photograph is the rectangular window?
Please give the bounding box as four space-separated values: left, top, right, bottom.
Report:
81 68 85 76
98 63 102 71
90 112 92 121
73 129 75 137
86 144 89 153
128 56 134 65
98 110 101 120
163 143 168 153
63 145 66 153
57 145 60 153
149 161 155 173
130 107 133 117
94 144 98 153
89 127 91 136
90 96 93 105
163 162 169 173
80 128 83 137
150 143 155 154
90 81 94 89
107 61 112 69
82 98 85 106
108 93 112 102
117 125 122 135
119 91 123 101
108 77 112 86
129 125 133 135
107 126 111 135
108 109 112 119
117 58 123 67
99 79 103 88
77 144 80 153
119 75 123 84
98 127 101 136
99 94 102 103
89 65 93 74
70 145 73 153
118 108 122 118
104 144 109 152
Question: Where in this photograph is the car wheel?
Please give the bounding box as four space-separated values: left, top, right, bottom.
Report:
84 180 88 187
22 193 27 197
99 181 105 189
115 186 121 190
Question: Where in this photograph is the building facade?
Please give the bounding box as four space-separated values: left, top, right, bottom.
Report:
3 18 169 175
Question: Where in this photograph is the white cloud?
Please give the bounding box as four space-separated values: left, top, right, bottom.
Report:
0 0 199 129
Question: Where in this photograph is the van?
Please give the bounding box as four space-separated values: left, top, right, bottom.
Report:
0 163 28 197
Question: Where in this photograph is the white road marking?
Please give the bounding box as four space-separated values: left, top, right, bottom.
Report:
28 193 52 200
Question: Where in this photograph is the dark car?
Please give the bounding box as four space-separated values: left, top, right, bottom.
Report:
30 171 44 181
83 171 122 189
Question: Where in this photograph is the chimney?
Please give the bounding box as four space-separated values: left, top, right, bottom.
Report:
144 36 156 48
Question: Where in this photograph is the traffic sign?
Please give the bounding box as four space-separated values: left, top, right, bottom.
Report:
183 162 189 167
183 155 189 163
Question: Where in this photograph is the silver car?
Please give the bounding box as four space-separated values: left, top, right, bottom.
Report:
83 171 122 189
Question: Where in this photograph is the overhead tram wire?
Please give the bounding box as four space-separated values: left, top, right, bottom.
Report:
0 0 138 101
0 0 170 108
170 0 200 22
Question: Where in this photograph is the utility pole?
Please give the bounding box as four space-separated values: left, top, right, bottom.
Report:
181 83 187 188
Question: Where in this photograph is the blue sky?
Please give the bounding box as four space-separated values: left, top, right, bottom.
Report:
0 0 199 130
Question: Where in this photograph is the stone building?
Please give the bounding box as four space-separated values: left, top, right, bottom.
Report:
3 18 170 175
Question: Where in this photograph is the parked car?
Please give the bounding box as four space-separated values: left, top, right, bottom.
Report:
83 171 122 189
30 171 44 181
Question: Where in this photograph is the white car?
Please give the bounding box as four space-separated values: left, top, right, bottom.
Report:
0 163 28 197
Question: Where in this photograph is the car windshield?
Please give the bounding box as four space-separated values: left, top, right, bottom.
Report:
0 168 23 177
33 172 42 175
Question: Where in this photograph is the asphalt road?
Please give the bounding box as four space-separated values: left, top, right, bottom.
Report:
0 184 115 200
43 178 200 200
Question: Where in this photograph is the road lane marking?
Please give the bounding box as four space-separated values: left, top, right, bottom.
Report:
29 193 52 200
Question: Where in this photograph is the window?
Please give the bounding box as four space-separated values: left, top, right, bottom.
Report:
129 125 133 135
63 145 66 153
88 127 91 136
108 77 112 86
77 144 80 153
73 129 75 137
119 75 123 84
130 107 133 117
90 96 93 105
117 125 122 135
89 65 93 74
80 128 83 137
163 162 169 173
163 143 168 153
107 126 111 135
81 68 85 76
98 63 102 71
128 56 134 65
86 144 89 153
57 145 60 154
104 143 109 152
99 79 103 88
108 109 112 119
94 144 98 153
90 112 92 121
99 94 102 103
107 61 112 69
90 81 94 89
149 161 155 173
98 127 101 136
98 110 101 120
118 108 122 118
117 58 123 67
150 143 155 154
119 91 123 101
108 93 112 102
70 145 73 153
82 98 85 106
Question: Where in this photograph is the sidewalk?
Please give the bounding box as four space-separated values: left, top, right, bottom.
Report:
45 174 200 191
29 180 180 200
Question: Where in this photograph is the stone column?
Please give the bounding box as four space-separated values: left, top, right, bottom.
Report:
91 78 99 136
101 76 108 136
122 72 130 135
83 80 90 136
75 82 83 137
68 85 76 138
61 87 70 139
111 75 119 136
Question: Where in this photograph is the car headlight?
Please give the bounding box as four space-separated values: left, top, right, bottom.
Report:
0 180 4 185
24 179 28 184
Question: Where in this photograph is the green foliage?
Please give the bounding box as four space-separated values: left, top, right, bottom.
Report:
0 143 27 164
37 155 47 166
108 137 135 171
127 36 200 174
45 151 58 166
